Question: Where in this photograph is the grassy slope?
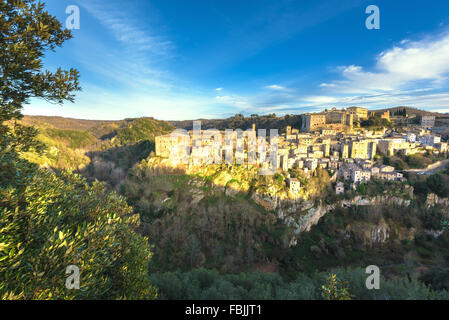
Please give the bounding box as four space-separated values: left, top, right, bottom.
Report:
15 115 174 170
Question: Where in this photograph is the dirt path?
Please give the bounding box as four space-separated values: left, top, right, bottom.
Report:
405 159 449 175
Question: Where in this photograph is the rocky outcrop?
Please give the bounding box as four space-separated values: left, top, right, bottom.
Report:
295 204 333 233
276 195 415 246
425 193 449 208
343 218 415 247
343 219 390 245
342 196 411 208
191 190 205 205
250 192 279 211
370 225 389 244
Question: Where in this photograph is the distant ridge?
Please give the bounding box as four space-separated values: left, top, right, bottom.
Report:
369 106 446 117
19 115 174 141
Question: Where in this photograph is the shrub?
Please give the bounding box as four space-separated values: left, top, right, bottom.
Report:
0 164 156 300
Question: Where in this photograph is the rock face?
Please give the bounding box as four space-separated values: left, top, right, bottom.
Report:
225 184 240 197
275 195 415 247
426 193 449 208
251 192 279 211
343 218 415 247
426 193 439 207
342 196 411 208
295 204 332 233
370 226 389 244
191 190 205 205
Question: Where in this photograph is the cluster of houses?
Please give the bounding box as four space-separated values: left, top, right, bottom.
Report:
155 108 447 197
278 127 407 194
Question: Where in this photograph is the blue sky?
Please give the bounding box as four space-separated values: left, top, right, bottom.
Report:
24 0 449 120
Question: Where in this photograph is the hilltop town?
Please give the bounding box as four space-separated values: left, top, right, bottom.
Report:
155 106 448 198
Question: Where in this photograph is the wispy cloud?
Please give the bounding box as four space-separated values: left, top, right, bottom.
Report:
320 30 449 94
266 84 287 91
215 95 250 109
78 0 173 58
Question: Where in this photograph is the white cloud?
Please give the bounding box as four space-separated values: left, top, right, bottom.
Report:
303 96 340 104
296 92 449 113
215 95 250 109
266 84 286 91
215 87 223 91
324 31 449 94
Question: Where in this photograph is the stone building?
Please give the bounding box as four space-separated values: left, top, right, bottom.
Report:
349 140 377 160
155 133 189 158
369 110 390 121
347 107 369 121
301 113 326 131
321 129 337 136
380 111 390 121
352 169 371 184
325 108 354 127
377 138 417 156
335 182 345 195
419 134 441 147
287 178 301 194
420 115 436 129
301 108 354 132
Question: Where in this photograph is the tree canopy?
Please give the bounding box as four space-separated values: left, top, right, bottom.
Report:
0 1 156 299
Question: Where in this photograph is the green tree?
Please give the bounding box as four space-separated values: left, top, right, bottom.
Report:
426 174 449 197
0 1 156 299
321 273 354 300
356 183 367 195
361 116 391 129
0 2 75 170
0 170 157 299
1 0 80 183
